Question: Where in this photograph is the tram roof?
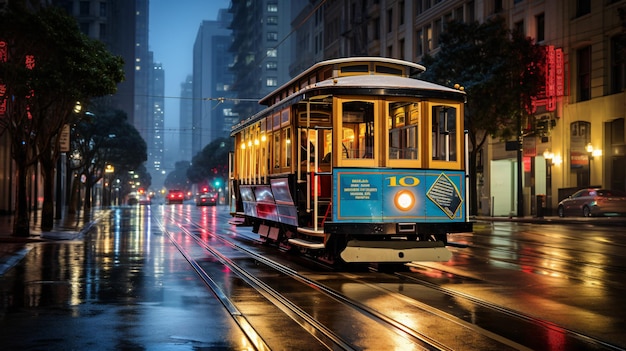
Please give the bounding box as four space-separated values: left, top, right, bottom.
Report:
259 57 426 107
231 58 465 135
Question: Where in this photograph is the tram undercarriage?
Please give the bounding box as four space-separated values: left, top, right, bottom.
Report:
251 219 463 265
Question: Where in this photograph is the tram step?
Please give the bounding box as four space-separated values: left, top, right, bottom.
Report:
288 238 325 250
297 227 325 237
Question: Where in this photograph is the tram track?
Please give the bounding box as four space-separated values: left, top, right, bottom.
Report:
157 211 443 350
151 206 626 350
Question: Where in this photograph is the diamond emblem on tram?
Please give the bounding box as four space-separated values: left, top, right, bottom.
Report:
427 174 462 219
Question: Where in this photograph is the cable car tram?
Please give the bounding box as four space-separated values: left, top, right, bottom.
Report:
229 57 472 266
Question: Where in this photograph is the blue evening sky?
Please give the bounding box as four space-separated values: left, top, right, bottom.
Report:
149 0 230 160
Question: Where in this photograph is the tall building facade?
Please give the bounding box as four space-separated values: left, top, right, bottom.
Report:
178 75 194 162
54 0 156 182
53 0 150 130
229 0 305 122
191 9 236 155
148 60 165 187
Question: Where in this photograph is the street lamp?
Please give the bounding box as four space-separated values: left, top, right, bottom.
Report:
104 164 114 206
585 143 602 187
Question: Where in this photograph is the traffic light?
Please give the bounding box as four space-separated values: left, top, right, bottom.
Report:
214 179 221 187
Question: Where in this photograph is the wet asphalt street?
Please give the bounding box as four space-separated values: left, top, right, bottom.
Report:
0 207 249 350
1 206 626 350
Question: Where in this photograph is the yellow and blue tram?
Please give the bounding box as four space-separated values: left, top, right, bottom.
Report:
229 57 472 265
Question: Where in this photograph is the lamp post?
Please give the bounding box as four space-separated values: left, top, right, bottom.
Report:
543 150 553 216
104 164 114 206
585 143 602 187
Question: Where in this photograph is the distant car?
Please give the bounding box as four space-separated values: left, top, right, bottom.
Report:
138 194 151 205
557 188 626 217
196 192 218 206
166 189 185 204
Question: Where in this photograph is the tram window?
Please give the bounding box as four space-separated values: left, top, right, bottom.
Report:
283 127 292 167
321 129 332 163
388 101 419 160
273 132 280 169
432 105 457 161
342 101 375 159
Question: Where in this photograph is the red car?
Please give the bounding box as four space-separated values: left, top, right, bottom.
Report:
166 189 185 204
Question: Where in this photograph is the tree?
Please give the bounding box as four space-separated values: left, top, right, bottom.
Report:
187 137 233 188
69 109 147 214
0 2 124 234
164 161 192 192
420 17 545 216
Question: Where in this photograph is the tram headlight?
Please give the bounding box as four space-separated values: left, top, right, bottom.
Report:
394 190 415 211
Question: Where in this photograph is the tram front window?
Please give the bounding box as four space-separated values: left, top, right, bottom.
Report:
342 101 374 159
432 105 457 161
388 101 419 160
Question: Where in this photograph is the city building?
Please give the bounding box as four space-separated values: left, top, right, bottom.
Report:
178 75 194 163
191 9 236 155
148 60 165 187
285 0 625 217
229 0 306 121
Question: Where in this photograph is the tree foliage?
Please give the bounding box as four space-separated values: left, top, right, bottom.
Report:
187 137 233 185
70 109 147 212
420 17 545 215
0 1 124 234
164 161 192 192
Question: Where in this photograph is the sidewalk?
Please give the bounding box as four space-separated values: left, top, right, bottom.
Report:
474 214 626 226
0 210 98 276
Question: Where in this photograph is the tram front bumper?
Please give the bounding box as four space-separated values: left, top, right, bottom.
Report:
340 240 452 263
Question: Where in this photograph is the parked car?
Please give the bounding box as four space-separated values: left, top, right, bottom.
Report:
557 188 626 217
166 189 185 204
196 192 218 206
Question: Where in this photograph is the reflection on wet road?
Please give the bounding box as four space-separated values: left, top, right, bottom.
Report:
0 206 624 350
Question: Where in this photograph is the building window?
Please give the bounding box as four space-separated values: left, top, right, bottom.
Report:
425 24 432 52
387 8 393 33
267 77 278 87
577 46 591 101
415 29 423 57
99 23 107 41
266 61 277 71
434 19 442 47
399 1 405 26
514 20 524 34
80 1 90 16
536 13 545 42
267 3 278 12
99 2 107 17
494 0 503 13
267 16 278 25
266 48 277 57
611 35 626 94
373 17 380 40
576 0 591 17
267 32 278 41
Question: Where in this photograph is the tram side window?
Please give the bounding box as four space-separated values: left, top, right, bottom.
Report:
388 101 419 160
273 132 280 169
283 127 292 167
432 105 457 161
342 101 375 159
